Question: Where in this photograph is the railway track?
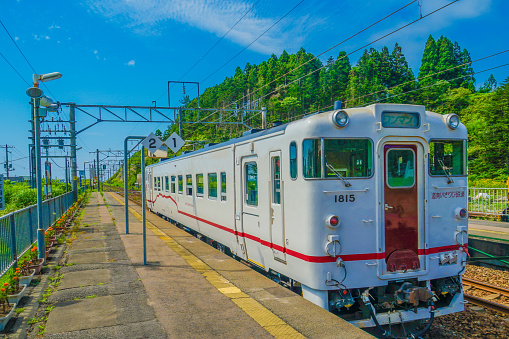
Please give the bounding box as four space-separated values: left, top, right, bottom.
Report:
463 277 509 315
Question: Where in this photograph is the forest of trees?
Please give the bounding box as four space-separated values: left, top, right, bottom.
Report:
156 35 508 182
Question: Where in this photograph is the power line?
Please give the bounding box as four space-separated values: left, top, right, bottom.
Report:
192 0 419 129
0 50 30 86
198 0 306 86
363 63 509 106
343 49 509 106
0 18 58 99
155 0 262 102
194 0 459 133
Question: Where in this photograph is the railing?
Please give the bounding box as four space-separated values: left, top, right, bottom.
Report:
0 192 75 277
468 187 509 218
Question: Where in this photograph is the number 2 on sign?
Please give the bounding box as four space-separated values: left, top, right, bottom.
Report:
334 194 355 203
149 138 156 149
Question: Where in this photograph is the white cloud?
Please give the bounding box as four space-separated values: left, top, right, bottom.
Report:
48 25 61 30
126 60 135 66
45 36 50 40
84 0 314 54
14 37 19 41
94 50 98 54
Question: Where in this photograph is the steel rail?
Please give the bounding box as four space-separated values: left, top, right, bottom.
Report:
463 294 509 315
463 277 509 315
463 278 509 298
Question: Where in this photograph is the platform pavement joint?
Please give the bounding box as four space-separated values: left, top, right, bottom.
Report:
17 192 167 339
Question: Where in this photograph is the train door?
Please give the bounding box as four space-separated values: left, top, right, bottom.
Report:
240 155 264 266
269 151 286 263
382 143 425 274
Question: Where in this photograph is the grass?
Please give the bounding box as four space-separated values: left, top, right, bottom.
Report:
28 316 46 325
15 307 24 314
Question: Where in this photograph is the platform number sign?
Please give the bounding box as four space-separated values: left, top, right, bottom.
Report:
0 175 4 211
142 132 163 154
165 132 185 153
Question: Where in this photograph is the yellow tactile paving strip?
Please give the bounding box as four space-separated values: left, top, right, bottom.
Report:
109 193 305 339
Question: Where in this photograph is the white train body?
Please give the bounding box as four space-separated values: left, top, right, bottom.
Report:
146 103 468 328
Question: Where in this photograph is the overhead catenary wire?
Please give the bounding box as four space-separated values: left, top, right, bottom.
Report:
155 0 262 102
191 0 418 128
197 0 306 87
0 50 30 86
193 0 459 133
0 18 58 100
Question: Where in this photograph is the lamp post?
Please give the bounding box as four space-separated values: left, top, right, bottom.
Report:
26 72 62 259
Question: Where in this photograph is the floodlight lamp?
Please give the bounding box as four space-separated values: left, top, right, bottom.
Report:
40 96 54 107
32 72 62 86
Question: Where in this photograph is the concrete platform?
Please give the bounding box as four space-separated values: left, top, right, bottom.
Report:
39 192 372 338
469 218 509 241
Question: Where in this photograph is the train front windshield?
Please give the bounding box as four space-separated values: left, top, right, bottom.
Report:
303 138 373 179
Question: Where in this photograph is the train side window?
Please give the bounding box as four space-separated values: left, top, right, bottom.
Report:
220 172 226 201
165 176 169 191
157 177 161 191
429 140 465 176
208 173 217 200
186 175 193 196
154 177 157 190
324 139 373 178
245 162 258 206
171 176 176 193
290 142 297 179
178 175 183 194
272 156 281 204
196 174 204 197
303 139 321 178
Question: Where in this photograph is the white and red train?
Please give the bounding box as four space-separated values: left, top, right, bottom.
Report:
146 103 468 331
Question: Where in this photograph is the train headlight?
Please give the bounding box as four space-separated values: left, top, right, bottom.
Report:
326 215 341 228
454 207 468 220
332 110 349 128
445 114 460 130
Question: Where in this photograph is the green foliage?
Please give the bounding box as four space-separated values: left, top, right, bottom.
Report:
102 36 507 182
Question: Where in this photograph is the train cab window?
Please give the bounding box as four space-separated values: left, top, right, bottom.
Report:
196 174 204 197
272 156 281 204
386 149 415 188
245 162 258 206
178 175 183 194
186 175 193 195
220 172 226 201
429 140 465 176
303 139 321 178
165 176 169 191
171 176 176 193
325 139 373 178
208 173 217 199
290 142 297 179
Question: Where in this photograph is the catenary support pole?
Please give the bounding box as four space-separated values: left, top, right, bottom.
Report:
70 104 78 201
96 149 100 192
34 98 46 259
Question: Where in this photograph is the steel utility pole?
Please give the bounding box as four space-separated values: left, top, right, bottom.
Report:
1 145 14 179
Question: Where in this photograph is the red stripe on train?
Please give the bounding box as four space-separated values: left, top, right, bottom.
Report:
148 193 461 263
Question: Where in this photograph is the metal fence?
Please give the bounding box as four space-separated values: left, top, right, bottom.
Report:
0 192 75 277
468 187 509 218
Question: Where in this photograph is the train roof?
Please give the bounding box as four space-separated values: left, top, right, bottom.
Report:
149 121 289 167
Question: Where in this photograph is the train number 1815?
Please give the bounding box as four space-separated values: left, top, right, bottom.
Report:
334 194 355 203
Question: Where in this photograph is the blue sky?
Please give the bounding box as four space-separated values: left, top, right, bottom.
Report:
0 0 507 180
